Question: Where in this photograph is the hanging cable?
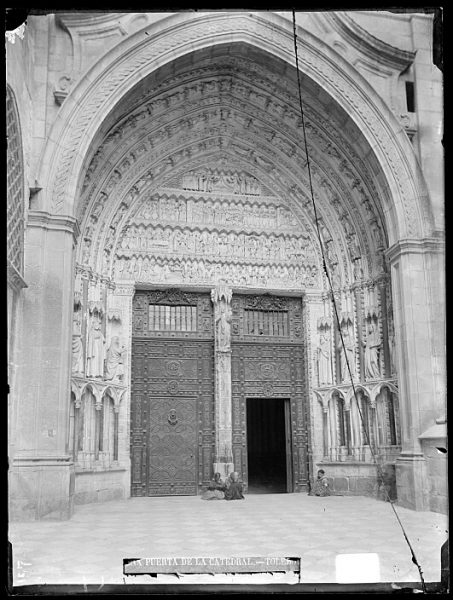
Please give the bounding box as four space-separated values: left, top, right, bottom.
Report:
291 10 426 593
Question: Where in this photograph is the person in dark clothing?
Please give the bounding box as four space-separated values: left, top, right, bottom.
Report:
224 471 245 500
312 469 331 497
201 472 226 500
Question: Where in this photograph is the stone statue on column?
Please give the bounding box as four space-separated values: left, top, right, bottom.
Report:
86 313 105 378
214 293 232 352
363 321 381 379
72 300 84 375
387 315 397 376
105 336 126 382
211 281 234 480
338 323 355 383
317 331 333 386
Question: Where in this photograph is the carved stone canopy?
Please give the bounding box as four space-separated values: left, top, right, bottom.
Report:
107 309 122 322
211 281 232 305
339 311 354 326
88 301 104 316
364 305 379 320
317 316 331 330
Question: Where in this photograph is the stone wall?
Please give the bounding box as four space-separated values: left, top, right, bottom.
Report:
74 469 127 505
423 443 448 514
419 421 448 514
317 462 396 500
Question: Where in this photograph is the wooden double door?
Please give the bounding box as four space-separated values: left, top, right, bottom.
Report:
130 290 310 496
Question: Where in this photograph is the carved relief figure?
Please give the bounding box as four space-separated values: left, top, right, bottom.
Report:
72 335 84 374
317 332 333 386
387 309 396 375
72 309 84 374
338 324 355 382
217 302 232 351
105 336 126 382
363 322 381 379
86 314 105 378
212 283 232 352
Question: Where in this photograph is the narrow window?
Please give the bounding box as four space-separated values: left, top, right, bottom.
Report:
405 81 415 113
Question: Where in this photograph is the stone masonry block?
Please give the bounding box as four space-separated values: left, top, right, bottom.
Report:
333 477 349 492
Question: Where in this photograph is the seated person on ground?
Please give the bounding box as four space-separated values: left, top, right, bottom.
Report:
201 472 226 500
224 471 245 500
312 469 331 497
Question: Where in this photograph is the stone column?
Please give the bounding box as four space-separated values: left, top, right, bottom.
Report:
211 282 234 480
322 407 329 458
108 282 134 494
386 238 445 510
9 211 79 520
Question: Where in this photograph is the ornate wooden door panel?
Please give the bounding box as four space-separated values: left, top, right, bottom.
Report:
230 294 310 492
148 395 197 496
131 290 214 497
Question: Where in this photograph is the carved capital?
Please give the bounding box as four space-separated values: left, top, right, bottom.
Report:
385 237 445 264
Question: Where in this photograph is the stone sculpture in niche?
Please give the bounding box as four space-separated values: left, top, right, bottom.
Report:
72 307 84 374
105 336 126 382
338 323 355 382
86 313 105 378
363 321 381 379
387 309 396 375
317 331 333 386
72 335 84 374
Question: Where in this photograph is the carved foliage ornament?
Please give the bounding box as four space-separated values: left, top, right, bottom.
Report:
245 295 287 311
147 288 197 306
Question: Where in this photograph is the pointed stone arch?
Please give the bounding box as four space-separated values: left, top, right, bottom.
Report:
35 11 432 246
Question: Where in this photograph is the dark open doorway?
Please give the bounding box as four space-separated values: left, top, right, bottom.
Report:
246 398 292 494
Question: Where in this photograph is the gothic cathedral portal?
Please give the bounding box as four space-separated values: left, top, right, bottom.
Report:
131 289 309 496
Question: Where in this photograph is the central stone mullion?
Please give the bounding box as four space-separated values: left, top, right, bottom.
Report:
211 282 234 480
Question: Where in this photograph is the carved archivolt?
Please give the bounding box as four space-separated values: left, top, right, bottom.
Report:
74 59 390 285
40 12 430 248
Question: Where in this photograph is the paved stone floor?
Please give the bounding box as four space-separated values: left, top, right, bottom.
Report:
10 494 448 588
